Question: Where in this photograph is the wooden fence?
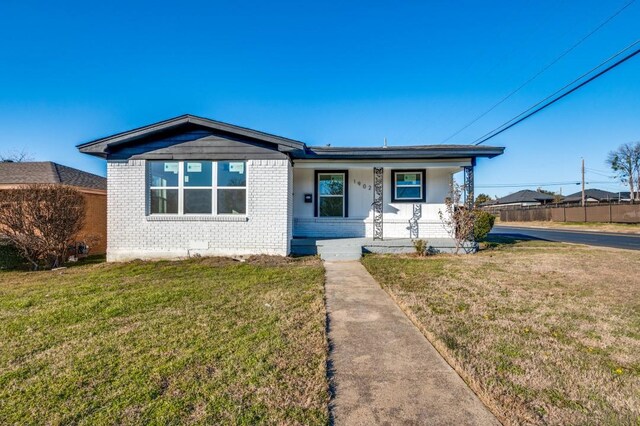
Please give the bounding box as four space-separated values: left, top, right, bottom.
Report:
499 203 640 223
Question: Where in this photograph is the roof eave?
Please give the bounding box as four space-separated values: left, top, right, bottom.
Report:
76 114 306 156
293 146 504 160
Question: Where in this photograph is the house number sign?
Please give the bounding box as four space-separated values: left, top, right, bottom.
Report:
353 179 372 191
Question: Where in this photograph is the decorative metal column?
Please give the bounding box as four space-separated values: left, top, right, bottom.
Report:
463 165 475 209
409 203 422 239
373 167 384 240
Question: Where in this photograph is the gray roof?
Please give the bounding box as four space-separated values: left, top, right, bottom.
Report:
494 190 556 205
296 145 504 160
77 114 306 158
78 114 505 161
0 161 106 191
563 189 619 202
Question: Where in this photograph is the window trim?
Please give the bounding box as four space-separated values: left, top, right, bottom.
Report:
314 170 349 218
148 160 248 216
390 169 426 203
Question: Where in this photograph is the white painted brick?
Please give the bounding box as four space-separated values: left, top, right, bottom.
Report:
106 159 292 261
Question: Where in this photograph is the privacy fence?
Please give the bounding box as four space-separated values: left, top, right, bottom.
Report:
499 203 640 223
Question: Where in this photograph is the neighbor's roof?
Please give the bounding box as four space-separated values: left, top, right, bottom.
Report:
0 161 106 191
563 189 619 203
77 114 505 160
494 189 556 205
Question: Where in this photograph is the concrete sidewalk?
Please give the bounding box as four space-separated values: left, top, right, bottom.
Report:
324 261 498 425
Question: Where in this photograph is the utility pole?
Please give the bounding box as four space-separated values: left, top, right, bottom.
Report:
581 158 586 207
581 158 587 222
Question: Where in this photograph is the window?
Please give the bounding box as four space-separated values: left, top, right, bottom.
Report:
149 161 179 214
148 161 247 215
391 170 425 202
217 161 246 214
316 171 348 217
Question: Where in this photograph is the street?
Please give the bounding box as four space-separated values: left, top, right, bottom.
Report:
491 225 640 251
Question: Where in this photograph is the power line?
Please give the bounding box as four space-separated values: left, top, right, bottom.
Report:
472 40 640 145
585 167 610 172
439 0 637 144
585 166 614 173
476 180 613 188
586 168 615 178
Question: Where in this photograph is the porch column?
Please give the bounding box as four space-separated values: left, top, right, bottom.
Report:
464 163 474 209
373 167 384 240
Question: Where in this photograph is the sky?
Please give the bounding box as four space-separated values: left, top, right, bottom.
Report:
0 0 638 197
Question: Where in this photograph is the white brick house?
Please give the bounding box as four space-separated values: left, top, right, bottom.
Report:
78 115 503 261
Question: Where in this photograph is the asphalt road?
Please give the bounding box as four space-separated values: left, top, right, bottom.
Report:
490 225 640 251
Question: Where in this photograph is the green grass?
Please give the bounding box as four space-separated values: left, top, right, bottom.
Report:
363 239 640 425
0 256 329 425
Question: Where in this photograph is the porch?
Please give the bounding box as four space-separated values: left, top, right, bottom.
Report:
291 159 476 241
290 237 476 260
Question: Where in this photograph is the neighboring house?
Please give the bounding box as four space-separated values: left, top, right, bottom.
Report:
0 161 107 254
561 189 620 204
77 114 504 261
613 191 634 202
487 189 557 210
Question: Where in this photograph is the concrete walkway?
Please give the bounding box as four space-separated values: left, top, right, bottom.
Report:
324 261 499 425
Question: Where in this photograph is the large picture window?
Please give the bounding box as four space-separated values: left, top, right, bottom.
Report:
315 171 348 217
391 170 425 202
149 160 247 215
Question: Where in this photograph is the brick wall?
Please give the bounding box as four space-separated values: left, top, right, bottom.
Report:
106 159 291 261
80 191 107 254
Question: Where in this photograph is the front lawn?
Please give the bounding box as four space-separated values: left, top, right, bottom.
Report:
363 239 640 425
0 256 328 425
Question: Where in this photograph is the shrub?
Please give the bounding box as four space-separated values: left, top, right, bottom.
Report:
439 182 475 254
473 210 495 241
412 239 428 256
0 184 86 270
0 240 25 270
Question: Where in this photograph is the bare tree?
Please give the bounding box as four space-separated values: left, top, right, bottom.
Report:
0 149 34 162
0 184 86 269
439 182 475 254
607 142 640 203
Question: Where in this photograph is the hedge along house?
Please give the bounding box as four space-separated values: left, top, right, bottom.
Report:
77 115 504 261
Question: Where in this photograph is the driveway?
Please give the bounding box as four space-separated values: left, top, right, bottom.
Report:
491 225 640 250
324 261 498 425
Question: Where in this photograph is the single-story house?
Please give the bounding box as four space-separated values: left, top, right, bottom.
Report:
485 189 558 211
0 161 107 254
561 188 620 204
77 114 504 261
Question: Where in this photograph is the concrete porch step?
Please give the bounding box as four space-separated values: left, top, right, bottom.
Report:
292 237 365 260
319 252 362 261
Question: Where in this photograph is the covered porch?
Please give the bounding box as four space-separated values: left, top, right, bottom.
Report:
291 158 476 241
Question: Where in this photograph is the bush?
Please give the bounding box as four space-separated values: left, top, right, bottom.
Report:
473 210 495 241
412 239 428 256
0 184 86 270
0 240 25 270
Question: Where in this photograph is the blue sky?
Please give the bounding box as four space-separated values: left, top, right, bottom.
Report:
0 0 638 197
